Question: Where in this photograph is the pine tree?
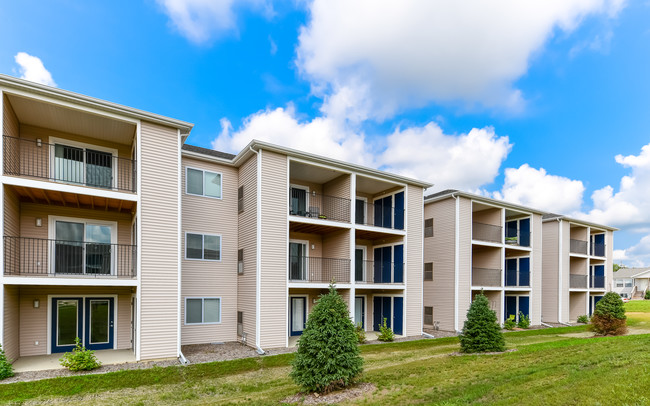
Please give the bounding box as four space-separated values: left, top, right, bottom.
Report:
290 283 363 393
459 292 505 353
590 292 627 336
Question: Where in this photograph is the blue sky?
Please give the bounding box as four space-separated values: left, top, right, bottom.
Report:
1 0 650 266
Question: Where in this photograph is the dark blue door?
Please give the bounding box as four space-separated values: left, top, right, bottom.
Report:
52 298 83 353
593 265 605 288
518 296 530 319
593 295 603 314
506 220 517 239
382 196 393 228
505 259 517 286
373 248 382 283
519 257 530 287
593 234 605 256
374 198 383 227
84 297 114 350
519 219 530 247
382 297 391 329
393 245 404 283
374 246 392 283
373 297 382 331
355 199 365 224
505 296 517 321
393 297 403 335
394 192 404 230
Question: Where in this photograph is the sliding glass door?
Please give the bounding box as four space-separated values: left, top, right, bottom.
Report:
54 220 114 275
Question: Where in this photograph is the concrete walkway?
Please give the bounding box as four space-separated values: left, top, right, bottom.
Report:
12 349 136 372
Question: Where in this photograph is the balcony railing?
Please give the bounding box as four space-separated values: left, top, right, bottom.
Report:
288 256 350 283
354 201 404 230
3 135 137 193
4 236 137 278
289 188 350 223
590 275 605 289
355 260 404 284
505 232 531 247
570 239 588 255
570 274 588 289
473 222 502 243
505 270 530 287
472 267 501 287
590 243 605 257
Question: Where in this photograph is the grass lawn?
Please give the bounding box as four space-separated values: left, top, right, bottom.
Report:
625 299 650 313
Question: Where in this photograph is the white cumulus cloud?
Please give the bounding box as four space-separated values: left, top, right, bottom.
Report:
297 0 626 119
14 52 56 87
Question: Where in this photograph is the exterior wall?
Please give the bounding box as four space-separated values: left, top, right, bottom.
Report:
3 186 20 237
569 292 586 321
3 285 20 362
530 213 543 326
457 197 472 330
180 156 238 345
541 221 559 323
405 184 424 336
323 174 351 201
237 156 257 345
472 208 501 226
290 232 323 258
472 246 501 270
605 230 614 290
423 198 456 331
323 229 350 260
560 221 571 322
138 121 179 360
3 95 20 174
258 150 288 348
18 286 132 357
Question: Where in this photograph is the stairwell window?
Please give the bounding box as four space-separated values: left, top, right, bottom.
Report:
238 186 244 213
423 307 433 326
237 249 244 274
424 218 434 238
186 167 222 199
185 297 221 324
424 262 433 281
186 233 221 261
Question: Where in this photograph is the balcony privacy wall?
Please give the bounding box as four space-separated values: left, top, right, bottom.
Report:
181 156 238 345
530 214 543 325
457 198 473 329
139 121 179 360
237 156 258 346
405 184 424 336
3 285 19 363
3 94 19 139
570 292 587 321
541 220 560 322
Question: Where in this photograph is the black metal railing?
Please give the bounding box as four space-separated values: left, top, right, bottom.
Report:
354 201 404 230
288 256 350 283
504 232 531 247
471 267 501 286
473 222 502 243
4 236 137 278
355 260 404 284
591 243 605 257
505 270 530 287
570 274 588 289
3 135 137 193
590 275 605 289
289 188 350 223
570 239 588 255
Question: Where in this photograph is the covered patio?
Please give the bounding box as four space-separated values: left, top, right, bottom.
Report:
11 349 136 372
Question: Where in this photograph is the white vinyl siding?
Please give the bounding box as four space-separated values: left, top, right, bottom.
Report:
186 167 223 199
185 298 221 325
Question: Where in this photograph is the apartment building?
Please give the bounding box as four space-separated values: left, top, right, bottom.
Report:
541 214 616 323
0 74 431 366
422 190 544 332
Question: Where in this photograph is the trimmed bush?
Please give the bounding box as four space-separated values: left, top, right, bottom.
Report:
577 315 589 324
354 323 366 344
0 344 14 380
645 290 650 300
589 292 627 336
503 315 516 330
377 318 395 342
517 312 530 329
59 338 102 371
460 293 505 353
290 283 363 393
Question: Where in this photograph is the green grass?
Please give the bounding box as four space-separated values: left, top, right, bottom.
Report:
625 299 650 313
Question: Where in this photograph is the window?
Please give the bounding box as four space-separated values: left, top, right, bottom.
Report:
237 311 243 336
238 186 244 213
424 218 434 238
625 280 633 287
186 167 222 198
615 280 623 287
185 298 221 324
423 306 433 326
186 233 221 260
424 262 433 281
238 249 244 274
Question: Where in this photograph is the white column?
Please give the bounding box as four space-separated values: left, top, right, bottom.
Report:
349 173 356 319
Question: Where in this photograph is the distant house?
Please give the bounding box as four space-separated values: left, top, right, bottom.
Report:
613 268 650 300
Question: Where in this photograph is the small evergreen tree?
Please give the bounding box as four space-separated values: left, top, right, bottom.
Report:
459 293 505 353
290 283 363 393
589 292 627 336
0 344 14 380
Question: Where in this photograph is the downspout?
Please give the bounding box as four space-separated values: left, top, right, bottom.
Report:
179 351 189 365
452 193 460 333
422 332 435 339
250 146 265 356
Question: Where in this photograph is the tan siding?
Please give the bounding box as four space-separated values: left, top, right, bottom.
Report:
322 229 350 260
323 174 351 222
605 230 614 290
560 221 571 322
472 208 501 227
457 197 472 330
139 121 179 360
531 213 543 325
289 232 323 258
3 96 20 175
541 221 559 322
3 186 20 237
569 292 586 321
3 285 20 362
405 184 423 336
181 156 238 345
237 156 257 346
18 286 133 356
259 150 288 348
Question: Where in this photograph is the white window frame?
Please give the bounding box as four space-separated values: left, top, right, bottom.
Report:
289 184 310 216
355 196 367 224
185 232 222 261
355 245 367 282
185 166 223 199
289 239 310 281
184 297 222 325
49 136 119 190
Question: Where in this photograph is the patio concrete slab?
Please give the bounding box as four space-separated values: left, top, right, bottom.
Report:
12 349 136 372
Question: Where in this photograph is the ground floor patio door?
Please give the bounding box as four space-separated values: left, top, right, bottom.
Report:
52 298 83 353
373 296 403 335
51 297 114 353
84 298 115 350
290 297 306 336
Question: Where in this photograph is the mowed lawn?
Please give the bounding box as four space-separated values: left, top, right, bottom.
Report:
2 304 649 405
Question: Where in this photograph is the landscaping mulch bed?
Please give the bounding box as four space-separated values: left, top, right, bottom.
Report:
284 383 377 404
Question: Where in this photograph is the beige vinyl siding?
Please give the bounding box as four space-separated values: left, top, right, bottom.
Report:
259 150 288 348
472 207 501 227
457 197 472 329
18 286 133 357
289 232 323 258
288 288 329 318
323 174 351 201
3 186 20 236
139 121 179 360
180 156 238 345
569 292 586 321
530 214 543 325
472 246 501 270
237 156 257 346
560 221 571 322
3 95 20 175
541 221 559 322
404 185 423 336
605 230 614 290
322 229 350 260
3 285 20 362
423 198 456 331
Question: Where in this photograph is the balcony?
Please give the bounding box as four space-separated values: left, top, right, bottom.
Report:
4 236 137 278
505 232 531 247
473 222 502 243
288 256 350 283
570 239 588 255
570 274 588 289
355 260 404 284
289 188 350 223
355 200 404 230
3 135 137 193
590 275 605 289
472 267 501 287
590 242 605 257
504 270 530 287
